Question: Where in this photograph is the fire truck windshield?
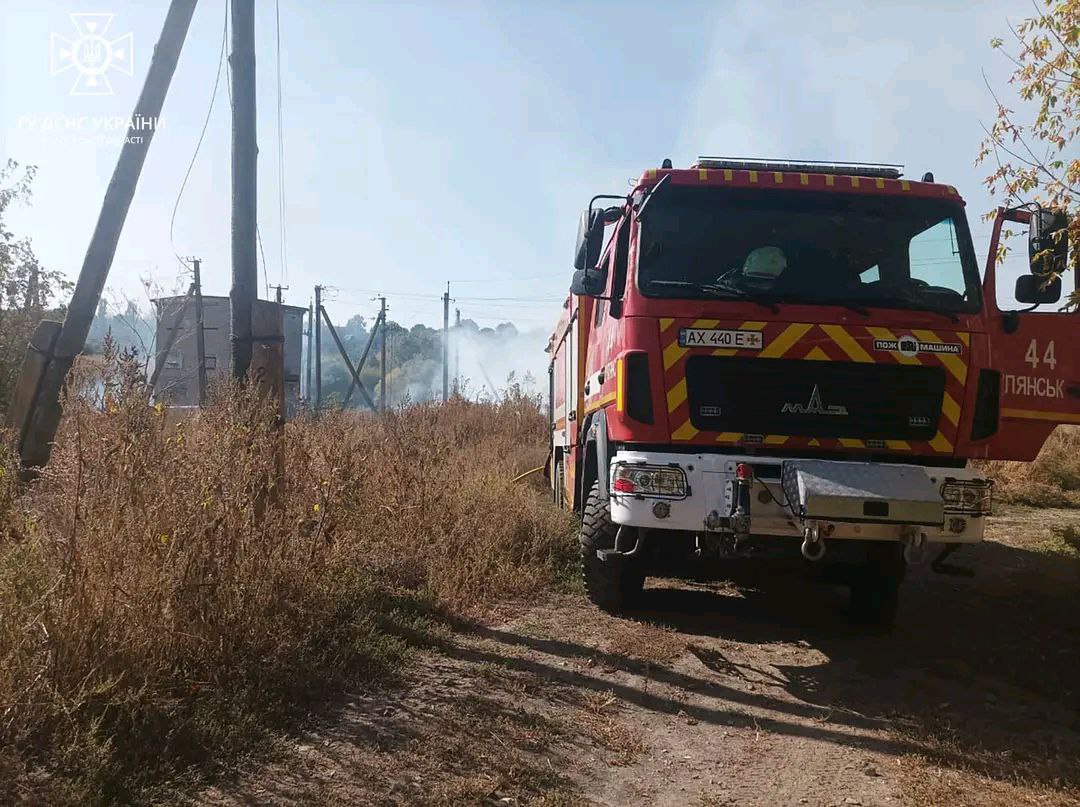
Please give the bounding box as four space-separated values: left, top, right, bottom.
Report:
636 185 982 314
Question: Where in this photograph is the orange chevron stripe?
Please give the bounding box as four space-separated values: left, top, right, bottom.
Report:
821 323 874 362
912 329 967 384
759 322 814 358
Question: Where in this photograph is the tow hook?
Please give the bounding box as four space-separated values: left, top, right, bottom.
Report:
801 524 826 561
902 527 928 565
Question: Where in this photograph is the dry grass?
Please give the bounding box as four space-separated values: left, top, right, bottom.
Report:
0 352 575 804
977 426 1080 508
574 690 647 767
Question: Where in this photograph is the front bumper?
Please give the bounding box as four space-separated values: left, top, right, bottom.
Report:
607 449 989 544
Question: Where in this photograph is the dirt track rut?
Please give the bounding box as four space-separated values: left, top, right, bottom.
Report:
205 508 1080 806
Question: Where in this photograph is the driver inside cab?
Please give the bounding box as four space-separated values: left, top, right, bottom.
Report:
717 245 789 291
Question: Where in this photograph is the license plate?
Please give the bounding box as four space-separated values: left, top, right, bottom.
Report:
678 328 764 350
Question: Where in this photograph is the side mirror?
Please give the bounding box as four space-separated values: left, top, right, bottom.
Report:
1015 273 1062 305
1029 207 1068 276
574 208 606 271
570 268 607 297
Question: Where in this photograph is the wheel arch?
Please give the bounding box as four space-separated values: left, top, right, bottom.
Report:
575 408 611 514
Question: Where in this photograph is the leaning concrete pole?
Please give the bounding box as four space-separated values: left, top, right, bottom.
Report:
18 0 198 472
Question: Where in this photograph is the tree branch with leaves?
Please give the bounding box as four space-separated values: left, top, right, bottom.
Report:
978 0 1080 302
0 159 71 415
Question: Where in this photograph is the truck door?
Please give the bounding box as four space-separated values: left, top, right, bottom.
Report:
982 208 1080 460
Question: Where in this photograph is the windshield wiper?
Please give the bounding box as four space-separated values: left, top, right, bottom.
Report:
859 298 961 323
907 303 960 323
839 302 871 316
702 284 782 312
646 280 781 311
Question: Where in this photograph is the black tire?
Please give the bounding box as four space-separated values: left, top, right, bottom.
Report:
579 481 645 612
849 541 905 628
553 458 565 509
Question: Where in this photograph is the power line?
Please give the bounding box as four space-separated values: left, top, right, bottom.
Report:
256 225 270 298
274 0 289 285
168 0 228 273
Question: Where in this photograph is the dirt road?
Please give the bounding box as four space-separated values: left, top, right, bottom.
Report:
206 507 1079 806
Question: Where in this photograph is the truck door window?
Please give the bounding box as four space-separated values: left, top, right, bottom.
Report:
907 218 967 296
608 219 631 317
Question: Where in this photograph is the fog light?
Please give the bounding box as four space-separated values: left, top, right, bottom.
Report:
652 501 671 519
948 517 967 534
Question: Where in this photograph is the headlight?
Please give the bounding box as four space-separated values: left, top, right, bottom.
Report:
612 463 687 498
940 478 993 515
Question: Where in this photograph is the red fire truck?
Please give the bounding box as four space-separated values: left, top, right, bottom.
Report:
547 157 1077 624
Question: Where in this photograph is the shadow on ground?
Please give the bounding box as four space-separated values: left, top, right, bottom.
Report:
206 524 1080 805
449 534 1080 797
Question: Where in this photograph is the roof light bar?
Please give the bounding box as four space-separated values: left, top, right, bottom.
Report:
692 157 904 180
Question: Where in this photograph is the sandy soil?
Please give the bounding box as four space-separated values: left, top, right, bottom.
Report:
203 507 1080 806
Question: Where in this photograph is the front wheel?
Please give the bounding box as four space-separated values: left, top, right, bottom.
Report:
579 481 645 612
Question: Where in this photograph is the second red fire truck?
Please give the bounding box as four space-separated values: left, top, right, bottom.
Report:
547 157 1077 625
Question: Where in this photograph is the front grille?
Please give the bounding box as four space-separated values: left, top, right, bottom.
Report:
685 356 946 440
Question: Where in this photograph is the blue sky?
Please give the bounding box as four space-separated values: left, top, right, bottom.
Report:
0 1 1031 331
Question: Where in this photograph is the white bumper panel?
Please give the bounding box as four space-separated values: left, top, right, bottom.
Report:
607 450 988 544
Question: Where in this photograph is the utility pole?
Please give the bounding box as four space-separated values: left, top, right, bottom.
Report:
304 299 313 402
378 296 387 413
442 282 450 402
191 257 207 406
230 0 258 381
16 0 197 472
271 284 288 305
314 285 322 410
453 307 460 395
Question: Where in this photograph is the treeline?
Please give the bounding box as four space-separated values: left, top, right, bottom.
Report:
85 304 545 406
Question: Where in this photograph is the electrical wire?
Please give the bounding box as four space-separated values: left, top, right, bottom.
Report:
274 0 289 285
168 0 228 274
257 225 270 298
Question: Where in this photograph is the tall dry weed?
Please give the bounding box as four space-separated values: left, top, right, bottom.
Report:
976 426 1080 507
0 349 574 803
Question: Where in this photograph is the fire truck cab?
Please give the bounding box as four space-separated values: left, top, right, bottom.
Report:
547 157 1078 625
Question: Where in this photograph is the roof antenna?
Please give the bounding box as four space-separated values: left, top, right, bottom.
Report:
922 171 934 182
661 158 673 169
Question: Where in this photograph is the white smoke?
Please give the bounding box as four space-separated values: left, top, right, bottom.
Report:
451 322 550 401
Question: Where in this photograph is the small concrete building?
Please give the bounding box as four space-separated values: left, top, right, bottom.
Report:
152 294 306 413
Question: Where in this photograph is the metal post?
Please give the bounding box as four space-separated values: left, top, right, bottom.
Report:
314 285 322 410
17 0 197 471
149 284 195 391
378 296 387 412
453 307 460 396
304 301 312 402
442 282 449 402
341 309 381 408
192 257 207 406
229 0 258 381
321 309 378 412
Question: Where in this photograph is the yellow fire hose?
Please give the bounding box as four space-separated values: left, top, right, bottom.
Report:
511 466 544 484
